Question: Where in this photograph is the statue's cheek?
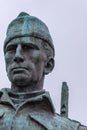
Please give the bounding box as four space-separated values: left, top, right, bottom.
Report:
0 111 4 127
5 53 14 64
31 51 40 63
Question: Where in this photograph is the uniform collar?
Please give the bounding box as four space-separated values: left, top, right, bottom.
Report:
0 88 55 113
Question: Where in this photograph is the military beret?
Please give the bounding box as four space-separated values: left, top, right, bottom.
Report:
4 12 54 55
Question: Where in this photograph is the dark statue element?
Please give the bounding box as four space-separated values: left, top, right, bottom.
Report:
60 82 69 118
0 12 86 130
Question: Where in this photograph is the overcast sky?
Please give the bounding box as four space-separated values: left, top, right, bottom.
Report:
0 0 87 126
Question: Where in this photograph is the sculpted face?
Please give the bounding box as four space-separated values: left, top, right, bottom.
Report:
4 37 47 87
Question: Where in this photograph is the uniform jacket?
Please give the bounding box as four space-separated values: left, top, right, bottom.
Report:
0 88 86 130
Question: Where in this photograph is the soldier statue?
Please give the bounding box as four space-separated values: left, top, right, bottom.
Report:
0 12 87 130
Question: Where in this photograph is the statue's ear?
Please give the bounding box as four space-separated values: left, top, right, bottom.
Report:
44 58 55 75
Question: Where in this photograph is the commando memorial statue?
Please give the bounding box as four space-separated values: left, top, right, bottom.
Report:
0 12 87 130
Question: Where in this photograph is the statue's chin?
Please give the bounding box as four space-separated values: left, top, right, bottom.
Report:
10 74 32 87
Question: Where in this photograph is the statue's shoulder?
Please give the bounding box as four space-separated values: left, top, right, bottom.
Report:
79 125 87 130
55 113 87 130
71 119 87 130
0 88 10 99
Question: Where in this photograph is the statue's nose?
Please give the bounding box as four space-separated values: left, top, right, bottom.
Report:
14 44 24 62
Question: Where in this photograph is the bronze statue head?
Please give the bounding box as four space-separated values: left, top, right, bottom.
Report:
4 12 55 92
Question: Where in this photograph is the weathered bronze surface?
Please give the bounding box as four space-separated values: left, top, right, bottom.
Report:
0 12 87 129
60 82 69 118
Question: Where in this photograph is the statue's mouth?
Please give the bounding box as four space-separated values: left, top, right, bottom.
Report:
11 67 28 74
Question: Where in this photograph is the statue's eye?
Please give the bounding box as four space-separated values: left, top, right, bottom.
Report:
23 45 32 50
5 45 16 53
22 44 39 51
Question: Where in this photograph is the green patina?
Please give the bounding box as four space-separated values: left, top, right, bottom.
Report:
0 12 86 130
